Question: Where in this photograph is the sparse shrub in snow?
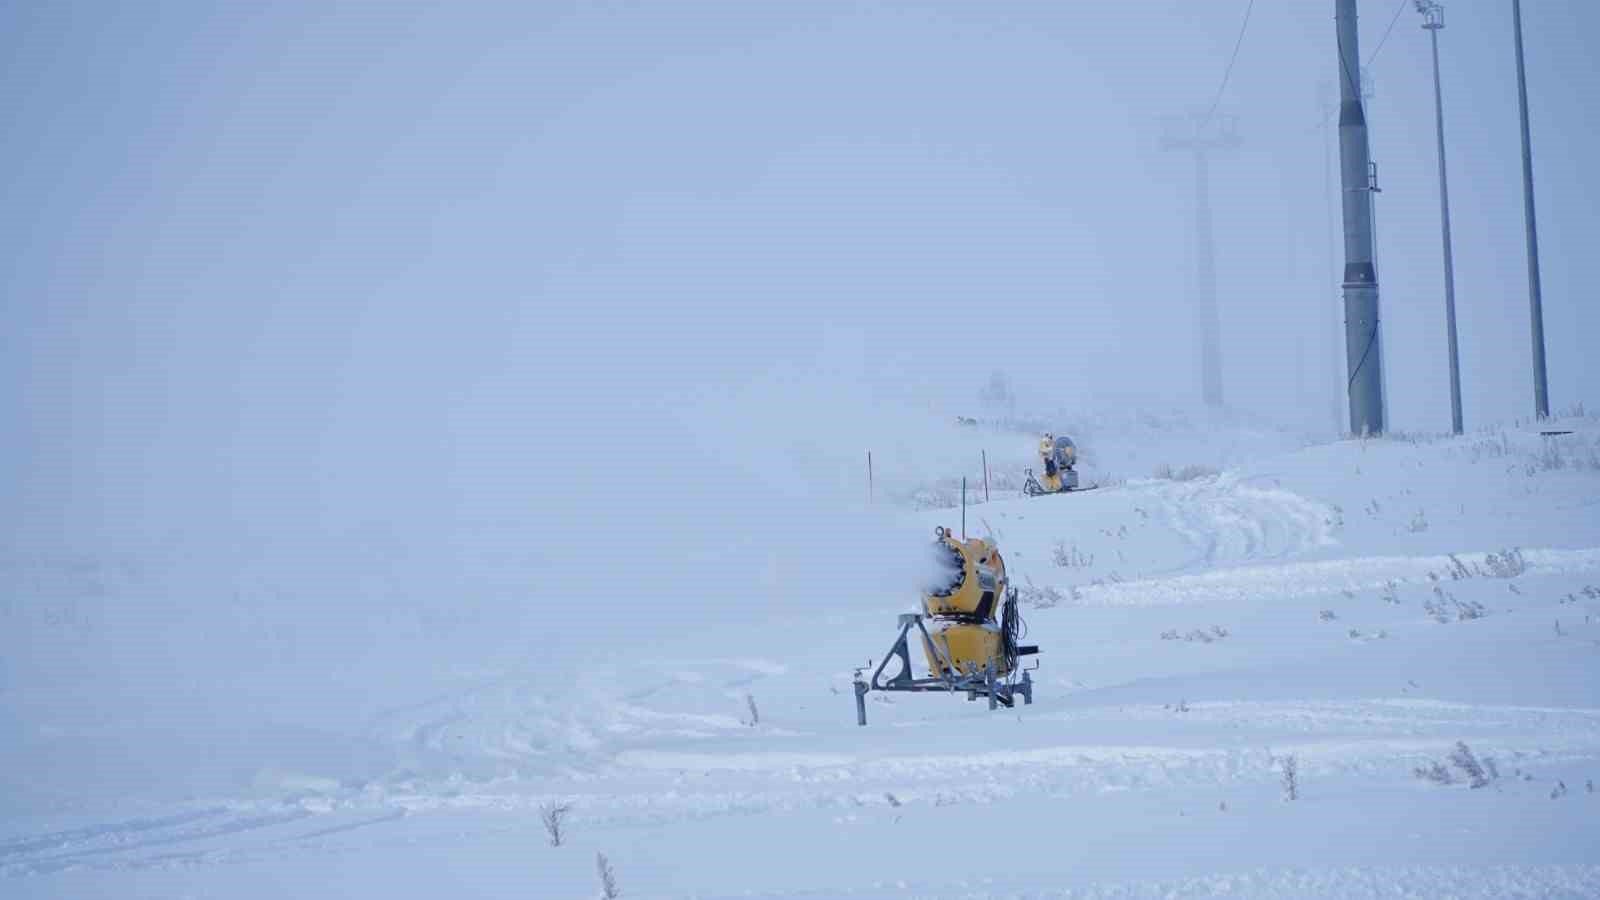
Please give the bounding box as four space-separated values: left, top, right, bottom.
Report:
1408 509 1429 533
1482 548 1527 579
884 792 902 807
1446 555 1474 580
1162 626 1228 643
1414 762 1453 785
742 693 759 727
596 852 620 899
1280 755 1298 801
1153 463 1220 482
1550 781 1568 800
1382 581 1401 605
1414 743 1495 788
1587 779 1594 794
540 801 573 847
1018 581 1070 609
1423 586 1480 624
1319 609 1338 622
1052 541 1094 568
1449 742 1492 788
1526 439 1600 474
1423 588 1486 623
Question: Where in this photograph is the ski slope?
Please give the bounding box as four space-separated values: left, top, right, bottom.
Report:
5 414 1600 898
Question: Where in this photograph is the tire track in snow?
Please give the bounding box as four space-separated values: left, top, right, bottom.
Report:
710 864 1600 900
1150 474 1338 573
1073 547 1600 607
0 807 230 859
1 807 409 877
344 699 1600 829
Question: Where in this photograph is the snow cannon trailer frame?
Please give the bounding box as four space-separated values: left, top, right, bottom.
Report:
1022 471 1099 497
852 612 1036 726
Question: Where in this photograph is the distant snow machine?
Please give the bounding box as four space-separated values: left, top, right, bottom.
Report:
853 526 1037 725
1023 433 1092 496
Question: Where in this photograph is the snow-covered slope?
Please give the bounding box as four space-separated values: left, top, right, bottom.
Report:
5 414 1600 898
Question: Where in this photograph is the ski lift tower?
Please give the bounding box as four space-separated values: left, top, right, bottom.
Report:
1162 111 1242 409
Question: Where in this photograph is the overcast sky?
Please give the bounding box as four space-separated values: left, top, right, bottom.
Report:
3 0 1596 545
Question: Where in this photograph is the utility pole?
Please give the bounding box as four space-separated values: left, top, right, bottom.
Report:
1418 1 1463 434
1512 0 1550 418
1334 0 1385 436
1161 111 1240 408
1320 83 1341 434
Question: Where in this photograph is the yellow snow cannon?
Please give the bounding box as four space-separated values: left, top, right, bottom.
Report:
921 528 1008 619
852 526 1038 725
920 528 1010 676
1023 433 1087 496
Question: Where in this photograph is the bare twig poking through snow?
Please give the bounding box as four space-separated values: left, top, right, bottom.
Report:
1382 580 1401 605
1408 509 1429 533
1414 762 1454 785
1052 541 1094 568
596 852 620 899
1161 626 1230 643
1153 463 1220 482
742 694 760 727
1483 548 1527 579
884 792 902 807
1550 781 1568 800
1449 742 1492 789
1280 755 1298 801
539 802 573 847
1018 580 1075 609
1318 609 1338 622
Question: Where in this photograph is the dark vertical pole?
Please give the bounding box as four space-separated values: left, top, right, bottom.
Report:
1336 0 1385 435
867 451 874 504
1421 4 1463 434
1511 0 1550 418
1321 82 1344 434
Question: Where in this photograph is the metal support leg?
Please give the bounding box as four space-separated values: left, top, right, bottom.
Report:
854 678 868 726
1021 669 1033 705
986 660 998 710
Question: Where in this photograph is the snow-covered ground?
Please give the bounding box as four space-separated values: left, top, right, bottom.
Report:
5 413 1600 898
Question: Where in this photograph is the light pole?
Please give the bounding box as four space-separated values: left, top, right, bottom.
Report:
1418 1 1463 434
1511 0 1550 419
